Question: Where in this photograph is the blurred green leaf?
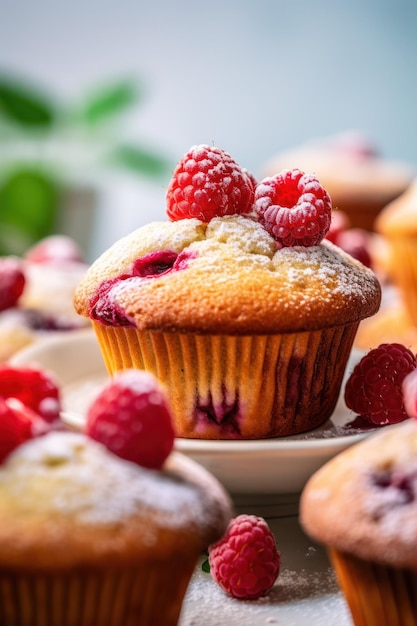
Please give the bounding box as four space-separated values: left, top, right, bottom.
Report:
0 168 59 255
109 143 173 179
0 77 56 127
80 80 139 125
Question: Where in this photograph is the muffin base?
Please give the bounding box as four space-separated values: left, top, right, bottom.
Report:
0 559 196 626
330 548 417 626
93 321 359 439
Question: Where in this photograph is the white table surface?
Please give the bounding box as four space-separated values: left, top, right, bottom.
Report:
179 492 353 626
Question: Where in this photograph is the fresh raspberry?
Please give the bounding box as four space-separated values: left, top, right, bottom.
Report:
344 343 417 426
402 368 417 420
0 258 25 311
166 145 254 222
0 396 35 463
25 235 85 264
85 370 175 469
254 169 332 247
208 514 280 600
0 365 61 423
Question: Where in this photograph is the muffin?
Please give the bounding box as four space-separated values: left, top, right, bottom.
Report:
355 286 417 353
0 235 90 361
376 178 417 326
74 145 381 440
262 132 414 231
300 418 417 626
0 418 232 625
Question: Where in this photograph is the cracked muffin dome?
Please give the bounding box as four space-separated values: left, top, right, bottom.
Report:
73 214 380 440
74 215 380 335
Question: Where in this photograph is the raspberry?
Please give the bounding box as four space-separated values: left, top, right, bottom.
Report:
166 145 254 222
25 235 85 264
254 169 332 247
402 369 417 420
0 258 25 311
0 365 61 423
208 514 280 600
85 370 176 469
0 396 35 463
344 343 417 426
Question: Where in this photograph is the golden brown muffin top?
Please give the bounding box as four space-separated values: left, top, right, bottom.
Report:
300 419 417 568
376 178 417 237
0 432 232 570
74 215 381 334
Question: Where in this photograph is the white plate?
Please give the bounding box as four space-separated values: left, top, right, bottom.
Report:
11 330 371 494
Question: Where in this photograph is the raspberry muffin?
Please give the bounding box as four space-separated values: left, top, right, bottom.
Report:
0 236 90 361
300 408 417 626
376 178 417 326
0 367 232 626
74 145 381 440
262 132 414 231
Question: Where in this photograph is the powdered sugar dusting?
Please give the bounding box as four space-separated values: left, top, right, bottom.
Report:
0 432 219 535
180 562 352 626
276 241 377 300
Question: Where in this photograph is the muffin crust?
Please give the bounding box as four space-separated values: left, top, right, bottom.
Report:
74 216 381 335
300 420 417 568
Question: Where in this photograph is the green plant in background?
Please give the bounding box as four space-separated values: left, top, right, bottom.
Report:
0 74 173 255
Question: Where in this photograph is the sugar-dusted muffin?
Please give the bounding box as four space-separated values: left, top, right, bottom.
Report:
74 146 381 440
0 368 232 626
262 132 414 231
376 178 417 326
0 235 90 361
300 418 417 626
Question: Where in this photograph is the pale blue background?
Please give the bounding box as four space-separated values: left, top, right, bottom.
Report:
1 0 416 258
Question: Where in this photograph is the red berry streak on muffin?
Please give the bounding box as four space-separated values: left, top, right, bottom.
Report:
344 343 417 427
85 370 175 470
208 514 280 600
88 249 196 326
166 144 255 221
254 168 332 247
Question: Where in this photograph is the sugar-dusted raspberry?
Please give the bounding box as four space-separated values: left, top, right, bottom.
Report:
0 396 35 463
254 169 332 247
208 514 280 600
166 145 254 222
0 365 61 423
85 370 175 469
0 258 25 312
344 343 417 426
